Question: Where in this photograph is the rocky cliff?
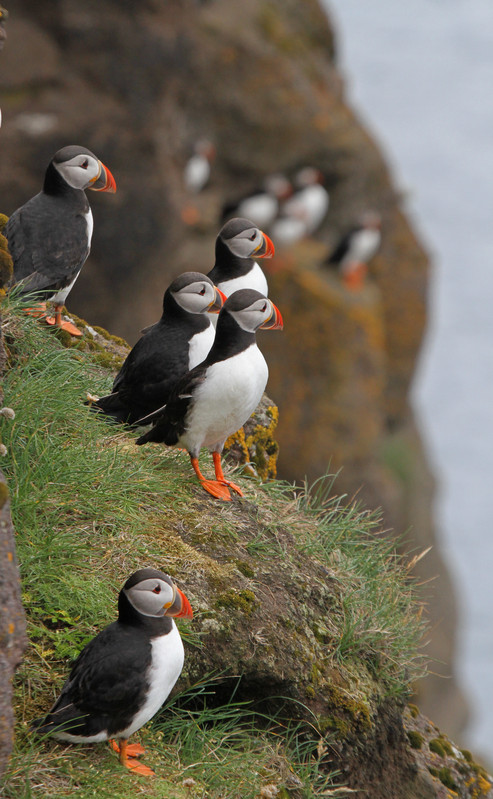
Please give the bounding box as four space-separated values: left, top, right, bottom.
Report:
0 0 464 743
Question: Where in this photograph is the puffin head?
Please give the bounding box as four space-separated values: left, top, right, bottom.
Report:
293 166 325 188
219 217 275 260
168 272 226 315
122 568 193 619
360 211 382 231
51 145 117 193
221 289 283 332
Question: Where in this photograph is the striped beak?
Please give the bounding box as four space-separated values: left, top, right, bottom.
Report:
259 300 283 330
89 161 117 193
209 286 227 313
254 232 275 259
164 586 193 619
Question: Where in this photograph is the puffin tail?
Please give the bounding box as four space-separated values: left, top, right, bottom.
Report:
30 714 56 736
86 392 131 424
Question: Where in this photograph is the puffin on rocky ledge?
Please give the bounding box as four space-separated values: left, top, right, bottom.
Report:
270 167 329 246
5 145 116 337
91 272 226 425
220 174 292 229
135 289 283 501
324 212 381 289
207 217 275 302
31 568 193 777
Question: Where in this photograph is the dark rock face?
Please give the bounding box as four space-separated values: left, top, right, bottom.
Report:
0 0 465 741
0 470 27 780
0 212 27 780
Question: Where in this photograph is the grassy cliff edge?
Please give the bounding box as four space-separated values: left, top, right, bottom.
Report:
0 301 490 799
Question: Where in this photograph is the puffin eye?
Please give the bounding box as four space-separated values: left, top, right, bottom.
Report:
249 232 257 241
261 303 267 312
81 160 89 169
152 584 162 594
199 287 206 296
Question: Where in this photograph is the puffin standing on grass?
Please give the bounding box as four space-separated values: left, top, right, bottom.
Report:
31 568 193 777
5 145 116 336
91 273 226 424
324 212 381 289
207 217 275 301
136 289 283 501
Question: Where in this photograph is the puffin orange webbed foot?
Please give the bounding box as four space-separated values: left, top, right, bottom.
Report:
200 479 232 501
44 315 83 337
125 759 156 777
110 739 145 758
219 480 244 497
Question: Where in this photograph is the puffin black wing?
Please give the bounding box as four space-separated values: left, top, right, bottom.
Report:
136 367 207 445
325 227 358 267
31 623 152 739
6 193 90 294
93 325 194 424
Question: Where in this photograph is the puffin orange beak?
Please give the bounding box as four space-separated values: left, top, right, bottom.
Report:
260 300 283 330
89 161 117 193
255 232 275 259
165 586 193 619
209 286 227 313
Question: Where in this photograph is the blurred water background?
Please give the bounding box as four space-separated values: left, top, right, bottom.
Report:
324 0 493 760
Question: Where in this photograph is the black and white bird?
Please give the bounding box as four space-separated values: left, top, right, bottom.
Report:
324 212 381 289
31 568 193 777
220 174 292 229
207 217 275 302
136 289 283 501
270 167 329 246
5 145 116 336
183 139 215 195
91 273 226 424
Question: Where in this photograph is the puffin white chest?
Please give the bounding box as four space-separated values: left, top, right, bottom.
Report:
343 228 380 266
120 623 184 738
218 263 268 299
183 344 268 452
238 194 277 228
188 323 215 370
84 207 94 248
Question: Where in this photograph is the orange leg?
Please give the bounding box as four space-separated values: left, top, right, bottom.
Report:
45 304 83 337
342 263 367 291
190 455 231 501
110 738 155 777
212 451 244 497
109 738 145 758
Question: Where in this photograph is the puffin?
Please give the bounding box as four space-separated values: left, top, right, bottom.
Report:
181 139 215 226
207 217 275 302
91 273 226 425
135 289 283 501
5 145 116 337
270 167 329 246
31 568 193 777
324 212 381 289
220 174 292 229
183 139 215 195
